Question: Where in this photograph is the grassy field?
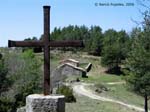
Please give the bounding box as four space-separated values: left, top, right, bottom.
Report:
49 51 148 111
79 53 148 110
81 74 123 83
66 94 139 112
0 48 147 112
87 84 145 108
100 84 144 107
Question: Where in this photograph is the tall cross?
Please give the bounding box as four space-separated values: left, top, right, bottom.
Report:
8 6 84 95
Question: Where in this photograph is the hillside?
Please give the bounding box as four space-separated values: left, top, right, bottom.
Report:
49 50 149 112
0 49 149 112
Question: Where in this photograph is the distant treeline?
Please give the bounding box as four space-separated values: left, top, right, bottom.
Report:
25 25 130 56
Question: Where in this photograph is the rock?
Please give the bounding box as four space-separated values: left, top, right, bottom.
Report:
95 88 102 93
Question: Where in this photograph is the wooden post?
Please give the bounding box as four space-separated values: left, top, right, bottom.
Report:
43 6 51 95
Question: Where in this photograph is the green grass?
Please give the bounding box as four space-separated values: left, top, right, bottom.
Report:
66 94 139 112
81 74 123 83
79 63 88 68
103 84 145 107
88 84 145 108
80 54 124 83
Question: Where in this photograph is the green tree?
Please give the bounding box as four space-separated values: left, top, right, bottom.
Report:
23 37 42 53
0 50 42 112
101 29 129 74
125 12 150 112
51 25 90 52
11 50 42 111
88 26 103 56
0 54 13 112
50 25 104 54
51 27 62 40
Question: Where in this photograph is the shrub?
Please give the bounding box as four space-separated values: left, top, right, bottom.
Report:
0 96 12 112
0 50 42 112
56 85 76 103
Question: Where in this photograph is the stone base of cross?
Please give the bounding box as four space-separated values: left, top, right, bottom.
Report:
17 94 65 112
27 94 65 112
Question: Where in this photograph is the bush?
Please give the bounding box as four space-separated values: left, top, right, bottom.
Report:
0 97 12 112
0 59 10 93
56 85 76 103
0 50 42 112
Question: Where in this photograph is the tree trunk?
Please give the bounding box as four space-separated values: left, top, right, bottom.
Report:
145 94 148 112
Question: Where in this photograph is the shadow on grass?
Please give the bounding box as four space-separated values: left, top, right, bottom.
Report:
105 66 124 75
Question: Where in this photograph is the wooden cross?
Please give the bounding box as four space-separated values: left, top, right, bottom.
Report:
8 6 84 95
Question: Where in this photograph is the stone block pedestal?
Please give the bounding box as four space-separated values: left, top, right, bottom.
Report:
26 94 65 112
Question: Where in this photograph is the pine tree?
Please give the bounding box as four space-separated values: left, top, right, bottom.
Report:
101 29 129 74
125 11 150 112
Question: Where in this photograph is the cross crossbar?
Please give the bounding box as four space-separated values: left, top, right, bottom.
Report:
8 40 84 47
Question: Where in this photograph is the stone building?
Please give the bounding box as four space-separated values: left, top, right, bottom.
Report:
57 63 86 77
51 59 92 88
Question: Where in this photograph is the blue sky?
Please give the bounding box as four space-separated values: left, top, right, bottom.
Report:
0 0 149 47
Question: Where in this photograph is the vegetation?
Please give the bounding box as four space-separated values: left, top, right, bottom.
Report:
0 56 9 93
101 29 130 74
23 25 130 75
88 84 145 108
56 85 76 103
0 55 12 112
81 74 123 83
0 46 149 112
66 94 139 112
125 11 150 112
0 50 42 112
23 37 42 53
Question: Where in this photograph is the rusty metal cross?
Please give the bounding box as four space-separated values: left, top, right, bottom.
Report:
8 6 84 95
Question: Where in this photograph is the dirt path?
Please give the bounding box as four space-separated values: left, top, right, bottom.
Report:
106 81 126 85
73 83 146 112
